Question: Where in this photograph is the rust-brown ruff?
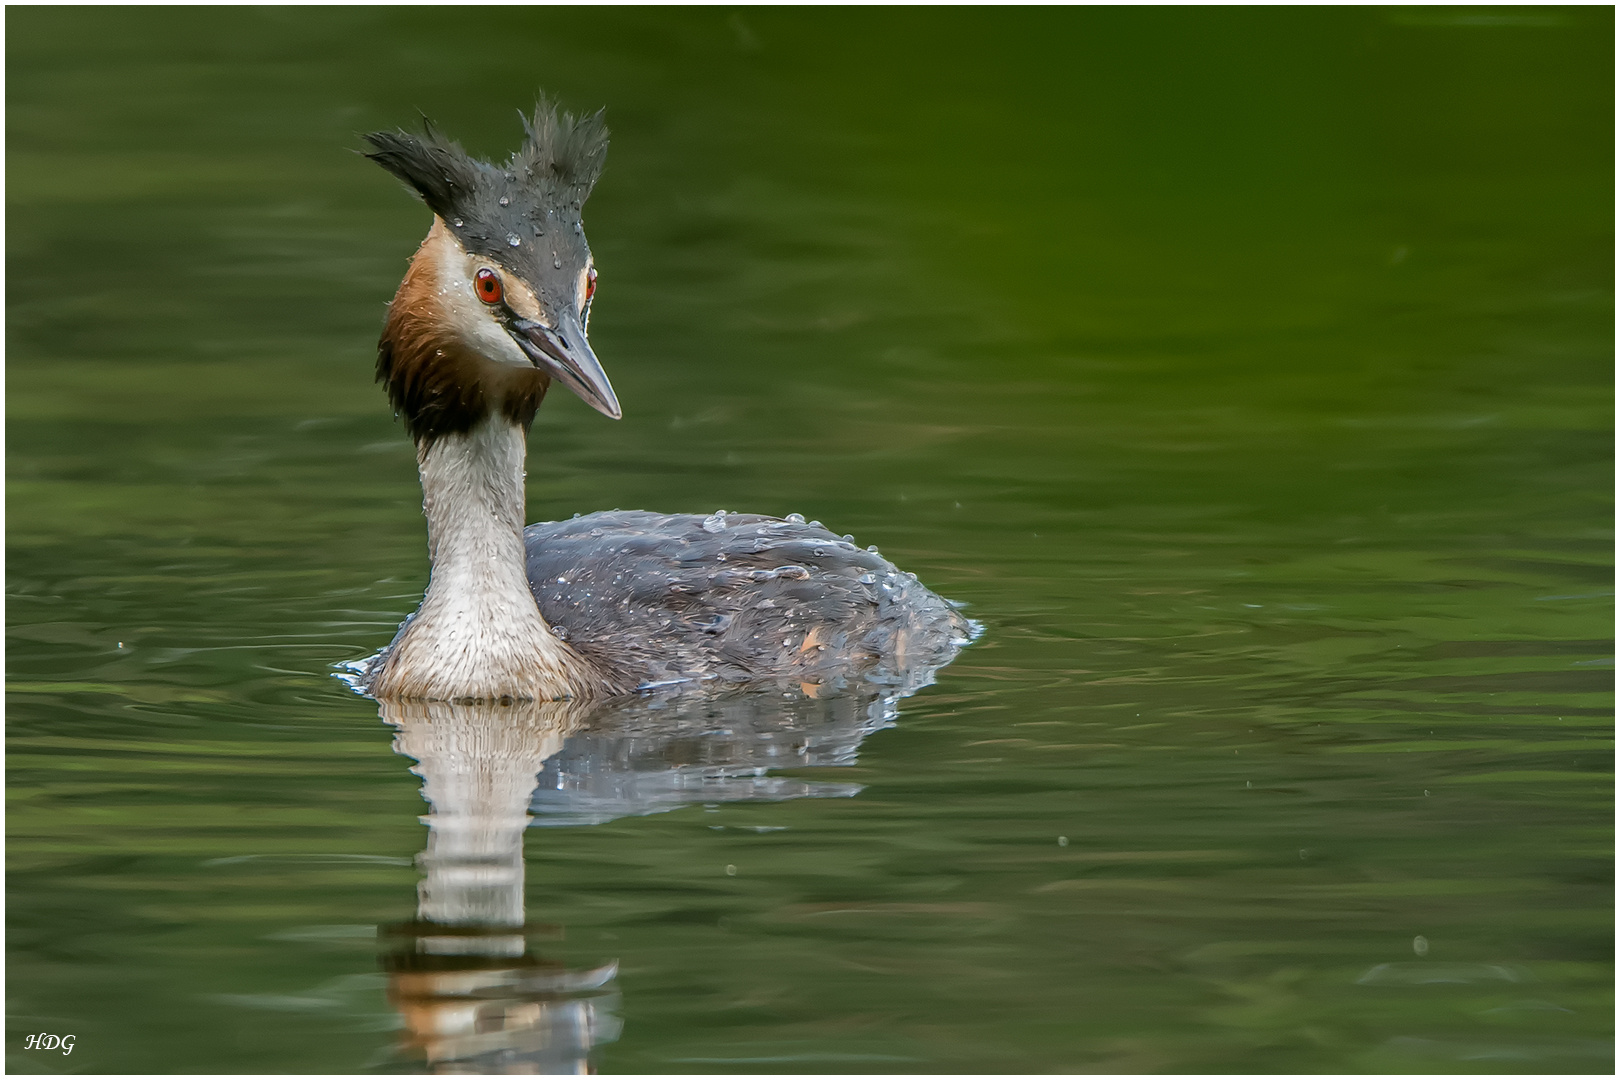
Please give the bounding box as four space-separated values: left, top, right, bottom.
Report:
379 225 550 445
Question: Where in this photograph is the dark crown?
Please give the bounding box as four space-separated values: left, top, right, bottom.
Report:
362 97 609 262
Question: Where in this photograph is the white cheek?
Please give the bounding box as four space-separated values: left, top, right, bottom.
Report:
426 227 535 368
466 306 532 367
437 281 532 368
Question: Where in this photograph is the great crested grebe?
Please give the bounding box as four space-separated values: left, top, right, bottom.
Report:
354 99 973 703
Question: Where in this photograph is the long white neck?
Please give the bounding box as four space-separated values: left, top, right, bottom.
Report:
370 416 585 701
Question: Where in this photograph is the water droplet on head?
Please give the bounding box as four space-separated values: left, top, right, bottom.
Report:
786 513 806 524
702 510 728 533
506 233 521 247
498 195 510 206
554 258 562 269
550 624 569 640
451 218 464 227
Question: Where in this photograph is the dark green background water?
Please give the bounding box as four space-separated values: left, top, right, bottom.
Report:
7 7 1613 1073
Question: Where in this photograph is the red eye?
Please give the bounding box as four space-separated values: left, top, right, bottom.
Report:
475 268 503 304
585 266 598 302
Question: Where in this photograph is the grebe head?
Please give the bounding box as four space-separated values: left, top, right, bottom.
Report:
364 98 618 444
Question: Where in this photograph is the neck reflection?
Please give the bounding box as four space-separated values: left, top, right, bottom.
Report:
377 697 614 1074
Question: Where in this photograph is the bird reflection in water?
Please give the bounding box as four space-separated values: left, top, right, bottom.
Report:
376 696 610 1073
372 679 926 1073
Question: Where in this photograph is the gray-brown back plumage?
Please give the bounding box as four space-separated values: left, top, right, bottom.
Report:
525 509 976 695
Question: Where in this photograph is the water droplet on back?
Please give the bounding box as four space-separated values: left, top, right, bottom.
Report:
786 513 806 524
702 510 728 533
507 233 521 247
498 195 511 206
554 258 562 269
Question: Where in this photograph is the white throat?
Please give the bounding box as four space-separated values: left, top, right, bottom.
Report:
370 417 582 701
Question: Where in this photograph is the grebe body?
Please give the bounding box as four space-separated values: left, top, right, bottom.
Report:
523 508 971 695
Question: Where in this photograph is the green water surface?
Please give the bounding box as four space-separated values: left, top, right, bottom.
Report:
7 7 1613 1073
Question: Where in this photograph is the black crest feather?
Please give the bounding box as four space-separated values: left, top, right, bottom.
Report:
513 97 610 191
362 116 493 221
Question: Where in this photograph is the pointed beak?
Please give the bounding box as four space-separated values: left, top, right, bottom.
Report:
509 313 621 420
